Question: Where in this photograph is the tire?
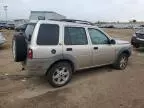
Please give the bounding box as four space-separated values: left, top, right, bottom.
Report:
113 53 129 70
12 35 27 62
47 62 72 87
133 43 140 48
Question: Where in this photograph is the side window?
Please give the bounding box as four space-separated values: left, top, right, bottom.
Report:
64 27 88 45
37 24 59 45
88 28 110 45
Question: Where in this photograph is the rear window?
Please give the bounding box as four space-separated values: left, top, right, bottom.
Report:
37 24 59 45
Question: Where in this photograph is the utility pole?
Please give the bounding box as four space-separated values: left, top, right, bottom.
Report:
3 5 8 24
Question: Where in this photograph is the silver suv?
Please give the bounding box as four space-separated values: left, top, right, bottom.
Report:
12 19 132 87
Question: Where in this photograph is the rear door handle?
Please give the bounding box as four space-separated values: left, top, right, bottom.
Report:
93 47 98 50
66 48 72 51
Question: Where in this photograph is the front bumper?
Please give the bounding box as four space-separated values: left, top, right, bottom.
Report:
131 37 144 45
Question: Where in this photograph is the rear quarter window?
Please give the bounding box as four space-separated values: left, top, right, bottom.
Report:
37 24 59 45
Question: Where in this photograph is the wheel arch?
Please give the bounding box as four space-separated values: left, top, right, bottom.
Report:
118 48 131 58
45 59 75 76
113 48 131 69
114 48 131 64
121 50 131 57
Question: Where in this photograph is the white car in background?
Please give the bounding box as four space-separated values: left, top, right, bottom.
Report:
0 32 6 45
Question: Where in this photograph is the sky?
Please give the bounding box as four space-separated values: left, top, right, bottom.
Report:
0 0 144 22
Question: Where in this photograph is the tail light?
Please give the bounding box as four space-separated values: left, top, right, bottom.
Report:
28 49 33 59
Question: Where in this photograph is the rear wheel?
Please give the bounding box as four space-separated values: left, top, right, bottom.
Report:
133 43 140 48
47 62 72 87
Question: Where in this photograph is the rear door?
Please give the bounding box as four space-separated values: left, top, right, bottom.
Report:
33 23 63 60
63 26 92 69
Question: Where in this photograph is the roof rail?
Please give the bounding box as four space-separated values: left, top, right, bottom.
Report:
50 19 94 25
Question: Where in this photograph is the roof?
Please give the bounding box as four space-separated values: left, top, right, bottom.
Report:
35 19 97 28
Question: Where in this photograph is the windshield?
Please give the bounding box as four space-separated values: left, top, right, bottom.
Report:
25 23 36 40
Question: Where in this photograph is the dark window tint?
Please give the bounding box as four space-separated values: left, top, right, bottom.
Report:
64 27 87 45
37 24 59 45
88 28 109 45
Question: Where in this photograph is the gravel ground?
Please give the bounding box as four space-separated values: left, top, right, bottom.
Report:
0 29 144 108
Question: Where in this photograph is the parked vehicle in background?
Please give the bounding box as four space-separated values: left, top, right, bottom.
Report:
98 24 115 28
0 23 7 29
139 25 144 28
12 19 132 87
14 19 28 28
131 29 144 48
15 24 28 32
6 24 15 30
0 24 2 30
133 25 144 30
0 32 6 45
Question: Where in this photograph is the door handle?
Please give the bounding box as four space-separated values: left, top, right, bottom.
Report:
66 48 72 51
93 47 98 50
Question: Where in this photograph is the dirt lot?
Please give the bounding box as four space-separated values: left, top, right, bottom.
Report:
0 29 144 108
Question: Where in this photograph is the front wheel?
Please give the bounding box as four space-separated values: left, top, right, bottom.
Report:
133 43 140 48
113 53 129 70
47 62 72 87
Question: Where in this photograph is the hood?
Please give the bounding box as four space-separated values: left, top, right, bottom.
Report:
115 39 130 44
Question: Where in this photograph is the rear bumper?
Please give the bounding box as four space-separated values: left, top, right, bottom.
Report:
24 58 58 76
24 59 49 76
24 54 63 76
131 37 144 45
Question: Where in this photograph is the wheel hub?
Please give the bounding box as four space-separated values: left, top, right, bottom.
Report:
120 56 128 69
52 67 70 85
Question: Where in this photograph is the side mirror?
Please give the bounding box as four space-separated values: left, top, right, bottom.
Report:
110 39 116 44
